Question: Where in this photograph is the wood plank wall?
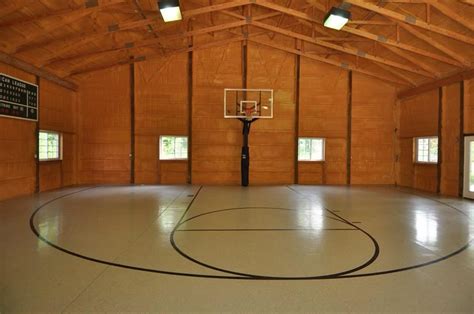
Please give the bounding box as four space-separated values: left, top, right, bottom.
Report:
191 41 242 185
247 40 295 184
351 74 397 184
298 59 348 184
440 83 461 196
39 79 77 191
73 42 397 187
77 65 131 184
398 90 439 192
0 62 77 200
135 53 188 184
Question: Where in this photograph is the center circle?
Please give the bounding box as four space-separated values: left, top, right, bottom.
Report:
170 207 379 279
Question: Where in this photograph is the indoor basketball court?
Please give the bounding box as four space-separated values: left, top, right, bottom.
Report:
0 0 474 312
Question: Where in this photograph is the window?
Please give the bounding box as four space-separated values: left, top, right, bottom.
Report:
415 137 438 163
159 136 188 160
298 138 325 161
39 130 61 161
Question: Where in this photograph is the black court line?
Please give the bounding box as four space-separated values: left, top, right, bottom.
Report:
28 185 473 280
176 228 358 232
169 206 380 279
286 185 473 279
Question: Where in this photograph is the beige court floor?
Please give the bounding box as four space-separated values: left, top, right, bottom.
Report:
0 185 473 312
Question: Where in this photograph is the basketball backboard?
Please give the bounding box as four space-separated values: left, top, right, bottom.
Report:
224 88 273 120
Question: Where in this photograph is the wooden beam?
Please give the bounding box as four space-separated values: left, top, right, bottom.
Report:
247 37 409 86
341 24 463 67
67 35 247 77
398 69 474 99
1 0 125 29
347 20 396 25
377 63 417 86
0 51 78 90
426 0 474 32
306 3 463 67
182 0 250 18
382 44 440 77
344 0 474 45
398 22 471 67
265 1 463 67
47 20 248 67
251 21 435 78
9 0 127 53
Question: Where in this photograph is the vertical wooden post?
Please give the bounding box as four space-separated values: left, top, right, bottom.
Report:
242 41 247 89
346 71 352 185
294 43 301 184
130 61 135 184
437 87 443 194
35 75 40 193
187 47 193 184
459 81 465 196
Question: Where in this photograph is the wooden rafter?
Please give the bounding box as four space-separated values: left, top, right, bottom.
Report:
37 0 254 66
1 0 126 29
9 0 127 53
397 22 471 66
67 29 272 77
343 0 474 45
0 51 77 90
48 20 249 67
398 69 474 98
259 0 463 67
251 20 435 78
382 44 439 77
247 37 408 86
425 0 474 32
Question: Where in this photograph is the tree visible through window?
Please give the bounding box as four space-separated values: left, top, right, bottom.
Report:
39 131 61 161
160 136 188 160
415 137 438 163
298 138 325 161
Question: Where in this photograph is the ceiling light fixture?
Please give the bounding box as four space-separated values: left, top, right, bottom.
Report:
158 0 182 22
323 7 351 30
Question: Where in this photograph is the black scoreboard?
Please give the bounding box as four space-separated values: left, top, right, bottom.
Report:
0 73 38 121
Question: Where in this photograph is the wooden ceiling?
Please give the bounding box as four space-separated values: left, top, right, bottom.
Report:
0 0 473 92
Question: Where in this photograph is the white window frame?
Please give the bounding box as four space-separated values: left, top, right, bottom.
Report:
38 130 62 162
298 137 325 162
159 135 188 160
414 136 438 164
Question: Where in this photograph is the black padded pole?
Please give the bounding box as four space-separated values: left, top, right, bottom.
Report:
239 118 257 186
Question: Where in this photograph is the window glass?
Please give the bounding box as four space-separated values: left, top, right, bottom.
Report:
160 136 188 160
298 138 325 161
39 131 61 161
415 137 438 163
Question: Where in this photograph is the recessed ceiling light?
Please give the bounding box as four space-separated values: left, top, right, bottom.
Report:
323 7 351 30
158 0 182 22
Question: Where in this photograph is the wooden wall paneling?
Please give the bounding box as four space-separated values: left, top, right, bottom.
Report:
0 62 36 200
134 53 189 184
440 83 461 196
78 65 131 184
294 50 300 184
459 81 464 196
298 58 348 185
192 41 242 185
437 88 442 194
35 75 40 193
464 79 474 133
130 61 135 184
39 79 77 191
398 90 439 192
247 40 296 185
351 73 397 185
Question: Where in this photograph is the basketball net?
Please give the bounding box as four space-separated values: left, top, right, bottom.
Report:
244 107 254 121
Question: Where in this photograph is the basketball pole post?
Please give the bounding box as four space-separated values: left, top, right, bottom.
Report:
239 118 257 187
